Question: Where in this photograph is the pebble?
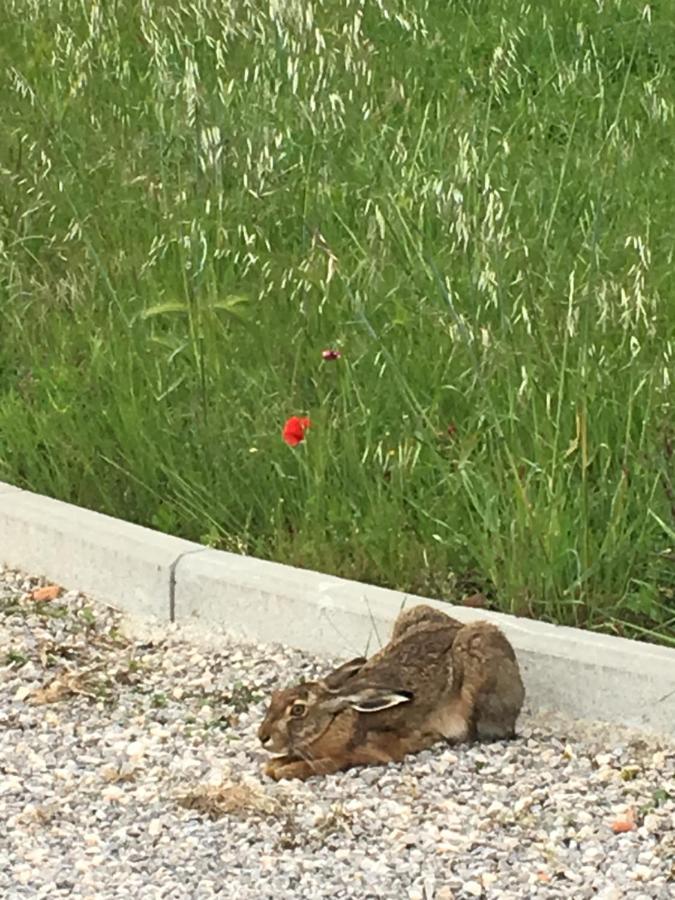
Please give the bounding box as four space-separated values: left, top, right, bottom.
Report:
1 566 673 900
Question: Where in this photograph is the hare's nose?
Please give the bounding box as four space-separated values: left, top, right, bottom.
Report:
259 734 271 746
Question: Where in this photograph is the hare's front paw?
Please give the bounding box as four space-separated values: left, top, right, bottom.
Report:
264 756 293 780
265 758 315 781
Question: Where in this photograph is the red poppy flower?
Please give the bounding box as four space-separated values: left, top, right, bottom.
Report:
282 416 311 446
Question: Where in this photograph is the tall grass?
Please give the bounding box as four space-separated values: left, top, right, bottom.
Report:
1 0 673 644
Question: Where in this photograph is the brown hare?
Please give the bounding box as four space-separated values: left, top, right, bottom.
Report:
258 604 524 781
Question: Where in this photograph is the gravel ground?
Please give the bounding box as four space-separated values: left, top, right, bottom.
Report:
1 567 673 900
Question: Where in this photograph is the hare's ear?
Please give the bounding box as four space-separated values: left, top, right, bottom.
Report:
344 687 414 713
321 657 368 693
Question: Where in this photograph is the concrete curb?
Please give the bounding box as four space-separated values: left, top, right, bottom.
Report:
1 481 674 736
0 481 200 620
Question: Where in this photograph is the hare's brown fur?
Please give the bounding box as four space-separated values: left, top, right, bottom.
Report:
258 604 524 780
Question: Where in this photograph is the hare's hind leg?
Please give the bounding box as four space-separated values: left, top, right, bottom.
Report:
472 658 524 741
450 622 525 741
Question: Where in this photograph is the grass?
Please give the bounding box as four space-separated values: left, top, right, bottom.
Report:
1 0 673 645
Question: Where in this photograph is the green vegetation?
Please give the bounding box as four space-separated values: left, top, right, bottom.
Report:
1 0 673 644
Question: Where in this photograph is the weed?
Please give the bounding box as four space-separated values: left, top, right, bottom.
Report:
5 649 28 667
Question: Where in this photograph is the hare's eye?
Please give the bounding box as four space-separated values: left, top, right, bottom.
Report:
289 703 306 718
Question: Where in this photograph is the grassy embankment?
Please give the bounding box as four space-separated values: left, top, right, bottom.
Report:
1 0 673 644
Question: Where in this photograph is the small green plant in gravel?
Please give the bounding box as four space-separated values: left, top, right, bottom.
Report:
5 649 29 668
78 606 97 627
0 1 673 644
227 683 264 713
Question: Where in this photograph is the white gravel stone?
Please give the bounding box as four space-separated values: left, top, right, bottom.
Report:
1 565 673 900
